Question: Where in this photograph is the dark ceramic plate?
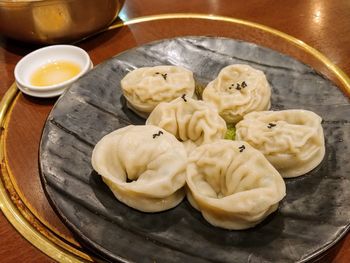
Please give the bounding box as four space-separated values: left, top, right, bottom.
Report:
39 36 350 263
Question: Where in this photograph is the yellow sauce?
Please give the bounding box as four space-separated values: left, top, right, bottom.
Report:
30 60 81 86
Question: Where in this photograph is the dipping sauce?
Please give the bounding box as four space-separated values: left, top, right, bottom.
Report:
30 60 81 86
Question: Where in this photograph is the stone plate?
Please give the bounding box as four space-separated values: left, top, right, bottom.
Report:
39 36 350 263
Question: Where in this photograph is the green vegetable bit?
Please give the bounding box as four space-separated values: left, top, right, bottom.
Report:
195 84 205 99
224 124 236 140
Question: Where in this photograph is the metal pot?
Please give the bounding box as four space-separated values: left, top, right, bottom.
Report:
0 0 124 44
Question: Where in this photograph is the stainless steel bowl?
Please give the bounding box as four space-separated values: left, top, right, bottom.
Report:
0 0 124 44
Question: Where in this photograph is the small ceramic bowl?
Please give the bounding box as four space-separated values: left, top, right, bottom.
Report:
14 45 92 98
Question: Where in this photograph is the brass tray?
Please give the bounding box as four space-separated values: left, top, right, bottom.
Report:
0 14 349 262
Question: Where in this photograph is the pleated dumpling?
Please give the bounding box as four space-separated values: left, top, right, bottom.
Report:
235 110 325 178
202 64 271 124
186 140 286 230
146 96 227 150
91 125 187 212
121 65 195 117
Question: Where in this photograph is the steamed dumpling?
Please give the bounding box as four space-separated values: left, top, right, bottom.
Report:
121 65 195 117
91 125 187 212
186 140 286 230
202 64 271 124
235 110 325 178
146 96 227 151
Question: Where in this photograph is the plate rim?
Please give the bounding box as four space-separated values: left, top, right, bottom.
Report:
40 35 350 263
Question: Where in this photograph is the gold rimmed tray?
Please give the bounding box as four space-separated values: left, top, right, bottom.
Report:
1 13 349 262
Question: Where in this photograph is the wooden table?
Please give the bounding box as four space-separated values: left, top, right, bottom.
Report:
1 1 350 262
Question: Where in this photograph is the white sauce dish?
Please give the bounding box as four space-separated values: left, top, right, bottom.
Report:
14 45 92 98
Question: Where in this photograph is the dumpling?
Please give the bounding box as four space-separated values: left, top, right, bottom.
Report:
121 65 195 117
202 64 271 124
146 95 227 151
186 140 286 230
91 125 188 212
235 110 325 178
